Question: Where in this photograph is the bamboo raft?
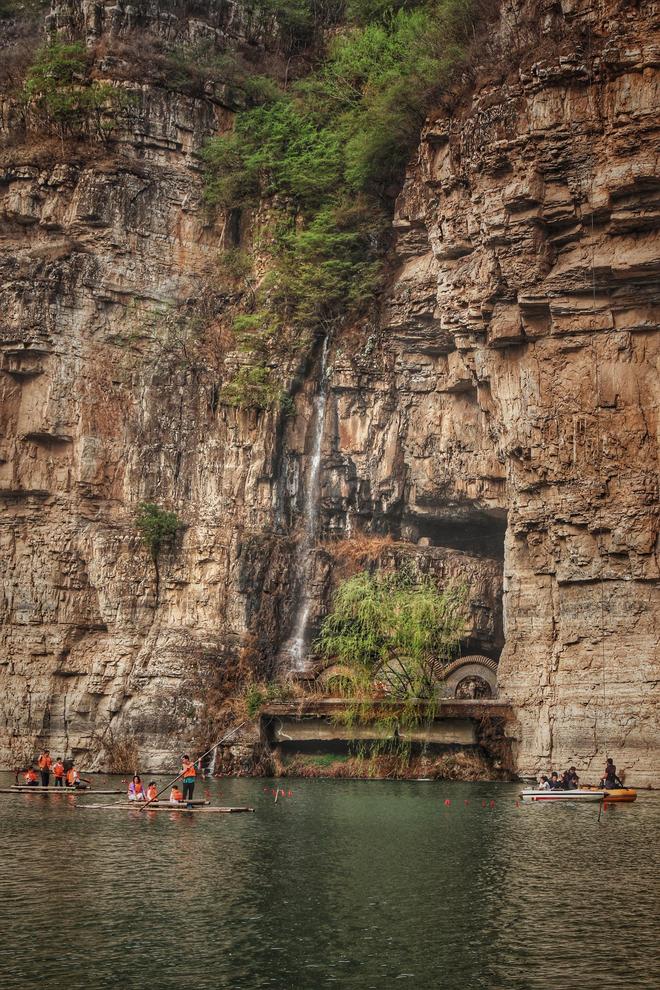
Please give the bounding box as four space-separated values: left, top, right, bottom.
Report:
3 786 124 795
127 799 210 807
78 803 255 814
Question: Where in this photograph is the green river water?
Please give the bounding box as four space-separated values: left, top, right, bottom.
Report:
1 773 658 990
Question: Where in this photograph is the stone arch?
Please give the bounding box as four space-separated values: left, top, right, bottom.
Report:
440 655 498 699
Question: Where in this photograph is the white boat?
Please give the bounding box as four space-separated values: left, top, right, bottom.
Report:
520 789 606 803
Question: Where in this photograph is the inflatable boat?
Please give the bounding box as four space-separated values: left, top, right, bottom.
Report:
603 788 637 802
520 789 606 803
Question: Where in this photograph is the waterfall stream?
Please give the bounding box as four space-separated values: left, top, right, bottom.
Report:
281 337 330 671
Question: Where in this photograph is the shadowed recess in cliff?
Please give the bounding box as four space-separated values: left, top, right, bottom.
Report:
400 509 507 560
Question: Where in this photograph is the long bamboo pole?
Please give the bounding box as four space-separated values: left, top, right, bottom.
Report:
140 721 248 811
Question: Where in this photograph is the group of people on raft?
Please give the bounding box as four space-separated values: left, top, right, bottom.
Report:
22 750 89 789
127 755 198 805
537 757 624 791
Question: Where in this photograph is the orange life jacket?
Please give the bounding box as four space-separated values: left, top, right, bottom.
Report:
170 788 183 801
25 769 38 782
53 762 64 777
66 769 79 786
182 763 196 778
147 786 158 801
38 754 52 770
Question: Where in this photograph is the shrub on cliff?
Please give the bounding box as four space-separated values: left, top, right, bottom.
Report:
135 502 180 563
21 40 130 138
316 569 467 701
220 364 293 412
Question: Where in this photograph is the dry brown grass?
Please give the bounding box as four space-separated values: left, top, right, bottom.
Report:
321 533 397 580
102 731 139 774
273 749 513 781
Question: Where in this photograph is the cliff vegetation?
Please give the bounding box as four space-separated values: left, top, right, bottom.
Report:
203 0 486 405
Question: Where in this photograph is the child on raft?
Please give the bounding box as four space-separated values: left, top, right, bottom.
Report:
170 785 184 805
128 775 147 801
53 758 65 787
146 782 158 802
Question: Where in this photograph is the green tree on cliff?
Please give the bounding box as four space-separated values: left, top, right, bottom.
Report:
316 569 467 701
135 503 180 601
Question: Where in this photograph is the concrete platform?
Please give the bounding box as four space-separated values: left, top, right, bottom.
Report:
261 699 512 750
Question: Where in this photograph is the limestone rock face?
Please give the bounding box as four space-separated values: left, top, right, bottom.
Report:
378 0 659 785
0 0 657 781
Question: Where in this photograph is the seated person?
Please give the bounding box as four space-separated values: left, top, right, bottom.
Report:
600 757 623 788
128 775 146 801
24 767 39 786
170 785 184 805
146 782 159 802
66 766 89 789
565 767 579 789
548 772 562 790
538 775 551 790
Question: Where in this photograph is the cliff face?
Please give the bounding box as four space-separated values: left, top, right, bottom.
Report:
0 0 657 781
380 0 659 784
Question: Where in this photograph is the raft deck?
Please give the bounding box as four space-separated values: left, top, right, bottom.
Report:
78 804 255 814
4 786 124 795
128 799 210 807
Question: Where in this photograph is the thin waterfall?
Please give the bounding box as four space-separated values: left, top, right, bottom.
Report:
281 337 330 670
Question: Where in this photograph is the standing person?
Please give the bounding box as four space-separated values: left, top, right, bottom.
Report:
128 775 147 801
53 758 65 787
24 767 39 786
38 750 52 787
181 755 196 807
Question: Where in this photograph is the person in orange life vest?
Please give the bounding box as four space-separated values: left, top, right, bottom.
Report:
53 758 65 787
146 782 158 802
170 785 184 805
24 767 39 786
181 755 196 806
38 750 52 787
66 766 89 790
128 775 147 801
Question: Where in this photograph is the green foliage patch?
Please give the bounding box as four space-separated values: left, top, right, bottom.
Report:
22 40 130 137
221 363 292 412
135 502 180 562
203 0 480 352
316 567 467 701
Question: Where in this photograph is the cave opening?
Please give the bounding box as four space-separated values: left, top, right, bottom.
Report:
398 508 507 560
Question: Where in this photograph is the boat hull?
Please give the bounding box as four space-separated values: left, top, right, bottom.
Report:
603 788 637 802
520 789 606 803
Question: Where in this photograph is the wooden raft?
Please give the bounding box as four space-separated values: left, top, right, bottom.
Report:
126 799 209 807
4 786 124 795
78 803 255 814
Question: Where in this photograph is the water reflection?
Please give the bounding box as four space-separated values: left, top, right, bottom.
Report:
0 775 657 989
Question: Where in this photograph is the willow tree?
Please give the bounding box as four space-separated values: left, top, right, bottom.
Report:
315 569 467 701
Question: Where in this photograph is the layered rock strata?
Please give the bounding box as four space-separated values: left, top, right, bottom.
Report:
0 0 657 781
